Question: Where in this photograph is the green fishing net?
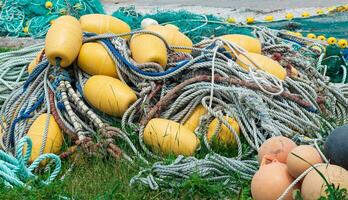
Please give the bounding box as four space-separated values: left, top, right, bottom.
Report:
0 0 105 37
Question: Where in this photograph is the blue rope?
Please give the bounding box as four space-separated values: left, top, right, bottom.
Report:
9 96 44 148
101 39 190 77
23 60 49 91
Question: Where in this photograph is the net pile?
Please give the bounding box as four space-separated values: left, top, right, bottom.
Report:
0 0 104 37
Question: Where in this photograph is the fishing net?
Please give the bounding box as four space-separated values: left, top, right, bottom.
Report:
0 0 104 37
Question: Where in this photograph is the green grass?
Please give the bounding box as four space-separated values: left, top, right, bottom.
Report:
0 154 249 200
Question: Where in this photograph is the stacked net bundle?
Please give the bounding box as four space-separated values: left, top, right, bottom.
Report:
0 0 104 37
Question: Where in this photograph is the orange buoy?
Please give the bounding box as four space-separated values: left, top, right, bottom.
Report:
251 158 299 200
301 164 348 200
287 145 323 178
258 136 297 164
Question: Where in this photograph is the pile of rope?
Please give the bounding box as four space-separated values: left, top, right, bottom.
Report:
0 0 104 37
0 15 347 194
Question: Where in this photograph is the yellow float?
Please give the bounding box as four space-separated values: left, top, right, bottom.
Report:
45 15 82 67
144 118 199 156
327 37 337 45
317 35 326 41
77 43 118 78
26 114 63 163
83 75 137 117
207 116 240 146
246 17 254 24
285 13 294 20
236 52 287 80
79 14 131 36
219 34 262 55
338 39 348 48
183 105 207 131
264 15 274 22
27 49 44 74
301 12 310 18
306 33 316 39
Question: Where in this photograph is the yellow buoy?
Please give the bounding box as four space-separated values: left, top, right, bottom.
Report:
219 34 262 54
144 118 200 156
183 105 207 131
327 37 337 45
77 43 118 78
338 39 348 48
79 14 131 36
45 1 53 9
246 17 255 24
285 13 294 20
226 17 236 23
307 33 316 39
45 15 82 67
316 9 324 15
301 12 310 18
294 32 303 37
207 116 240 146
317 35 326 41
264 15 274 22
144 25 193 53
236 52 287 80
26 114 63 163
83 75 137 117
28 49 44 74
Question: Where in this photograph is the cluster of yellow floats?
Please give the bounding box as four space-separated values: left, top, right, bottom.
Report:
27 14 291 160
252 136 348 200
23 12 348 200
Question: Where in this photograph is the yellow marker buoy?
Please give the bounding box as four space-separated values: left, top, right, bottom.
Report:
28 49 44 74
226 17 236 23
45 1 53 9
219 34 262 55
285 13 294 20
23 26 29 33
307 33 316 39
316 9 324 15
327 37 337 45
77 42 118 78
26 114 63 163
265 15 274 22
207 116 240 146
317 35 326 41
83 75 137 117
246 17 255 24
183 105 207 131
236 52 287 80
144 118 200 156
338 39 348 48
45 15 82 67
301 12 310 18
79 14 131 36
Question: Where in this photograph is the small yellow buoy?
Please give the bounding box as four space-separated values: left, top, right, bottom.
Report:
23 26 29 33
226 17 236 23
301 12 310 18
45 1 53 9
316 9 324 15
327 37 337 45
306 33 316 39
26 114 63 163
28 49 44 74
337 39 348 48
183 105 207 131
246 17 255 24
45 15 82 67
236 52 287 80
264 15 274 22
317 35 326 41
83 75 137 117
77 42 118 78
219 34 262 55
207 116 240 146
144 118 200 156
285 13 294 20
